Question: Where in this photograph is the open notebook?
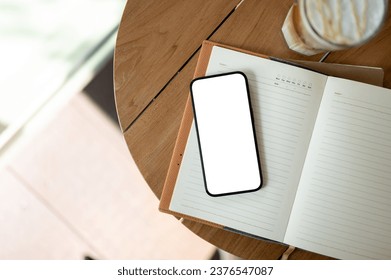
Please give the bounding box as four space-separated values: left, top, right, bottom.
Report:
160 41 390 259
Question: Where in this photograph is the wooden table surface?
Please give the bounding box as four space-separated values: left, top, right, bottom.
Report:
114 0 391 259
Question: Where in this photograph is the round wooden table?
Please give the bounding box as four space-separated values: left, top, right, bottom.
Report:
114 0 391 259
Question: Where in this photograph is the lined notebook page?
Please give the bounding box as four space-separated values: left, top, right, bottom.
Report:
285 77 391 259
169 46 327 241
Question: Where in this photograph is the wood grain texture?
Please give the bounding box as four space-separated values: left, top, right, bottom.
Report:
288 248 333 260
324 4 391 88
209 0 324 61
124 54 198 198
114 0 241 131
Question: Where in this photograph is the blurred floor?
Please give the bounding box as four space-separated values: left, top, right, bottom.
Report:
84 58 119 125
0 58 215 259
0 0 126 132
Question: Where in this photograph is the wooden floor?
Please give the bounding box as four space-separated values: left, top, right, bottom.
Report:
0 88 215 259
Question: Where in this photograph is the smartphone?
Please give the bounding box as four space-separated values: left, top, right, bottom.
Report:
190 71 262 196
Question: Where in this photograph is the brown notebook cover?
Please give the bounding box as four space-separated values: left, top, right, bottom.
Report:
159 40 384 230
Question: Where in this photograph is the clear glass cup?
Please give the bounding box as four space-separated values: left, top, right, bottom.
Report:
282 0 388 56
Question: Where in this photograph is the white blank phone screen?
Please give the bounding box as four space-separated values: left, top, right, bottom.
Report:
190 72 262 196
